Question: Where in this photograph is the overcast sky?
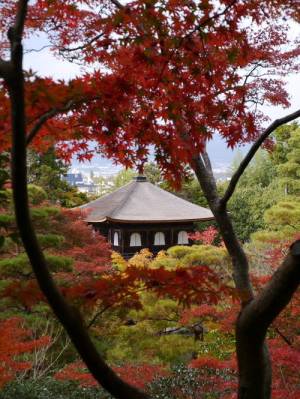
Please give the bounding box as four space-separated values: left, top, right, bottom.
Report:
23 27 300 172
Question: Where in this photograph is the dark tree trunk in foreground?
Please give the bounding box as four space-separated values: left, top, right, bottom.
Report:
0 2 148 398
193 150 300 399
236 242 300 399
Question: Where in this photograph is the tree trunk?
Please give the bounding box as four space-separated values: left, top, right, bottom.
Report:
236 319 271 399
0 2 150 398
192 155 300 399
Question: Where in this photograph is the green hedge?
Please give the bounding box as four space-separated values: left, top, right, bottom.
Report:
0 379 109 399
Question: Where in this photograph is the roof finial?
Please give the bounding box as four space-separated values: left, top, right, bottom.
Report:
133 175 147 182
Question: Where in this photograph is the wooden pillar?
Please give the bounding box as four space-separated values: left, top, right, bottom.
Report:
146 229 150 251
121 228 125 255
108 228 112 245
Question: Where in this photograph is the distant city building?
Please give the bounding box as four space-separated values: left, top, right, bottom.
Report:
75 182 99 195
62 172 101 195
62 173 84 186
79 176 214 258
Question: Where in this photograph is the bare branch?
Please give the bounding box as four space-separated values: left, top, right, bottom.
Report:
24 45 52 54
220 108 300 208
26 100 75 145
110 0 124 9
275 327 293 347
60 32 105 53
87 304 114 328
26 97 99 145
189 0 238 38
59 0 124 54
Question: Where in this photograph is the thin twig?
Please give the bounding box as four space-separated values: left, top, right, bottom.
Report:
275 327 293 347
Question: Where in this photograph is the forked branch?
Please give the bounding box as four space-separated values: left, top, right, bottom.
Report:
220 108 300 208
26 97 98 145
238 240 300 335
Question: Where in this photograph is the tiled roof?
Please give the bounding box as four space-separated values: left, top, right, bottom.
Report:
79 176 214 223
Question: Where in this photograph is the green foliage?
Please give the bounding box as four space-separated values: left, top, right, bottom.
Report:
0 379 106 399
275 125 300 195
251 198 300 243
45 254 73 272
101 244 232 367
165 244 229 272
30 206 61 220
37 233 65 249
270 122 298 165
228 183 282 242
150 255 179 270
225 141 298 241
58 190 90 208
0 253 33 276
108 323 199 365
0 152 10 208
107 301 200 365
0 214 14 228
168 176 209 208
233 149 277 189
143 162 162 184
28 184 48 205
0 253 73 277
149 364 230 399
27 148 88 207
181 245 228 269
110 169 135 191
166 245 194 259
264 199 300 232
0 153 9 183
250 230 287 243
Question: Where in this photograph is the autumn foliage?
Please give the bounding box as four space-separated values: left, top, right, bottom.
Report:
0 0 300 398
0 1 299 181
0 317 50 387
56 361 168 390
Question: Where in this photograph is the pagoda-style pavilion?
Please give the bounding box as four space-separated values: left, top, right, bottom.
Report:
80 176 214 258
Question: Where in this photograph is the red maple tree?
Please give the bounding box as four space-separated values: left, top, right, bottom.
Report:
0 317 50 387
0 1 300 398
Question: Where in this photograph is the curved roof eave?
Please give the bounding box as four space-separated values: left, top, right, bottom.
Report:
88 216 215 224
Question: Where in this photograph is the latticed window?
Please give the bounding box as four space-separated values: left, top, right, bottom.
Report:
178 230 189 245
154 232 165 246
130 232 142 247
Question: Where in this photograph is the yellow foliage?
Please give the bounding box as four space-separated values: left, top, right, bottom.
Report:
111 251 127 271
128 248 153 268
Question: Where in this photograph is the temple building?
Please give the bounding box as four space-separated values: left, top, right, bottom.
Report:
80 176 214 258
